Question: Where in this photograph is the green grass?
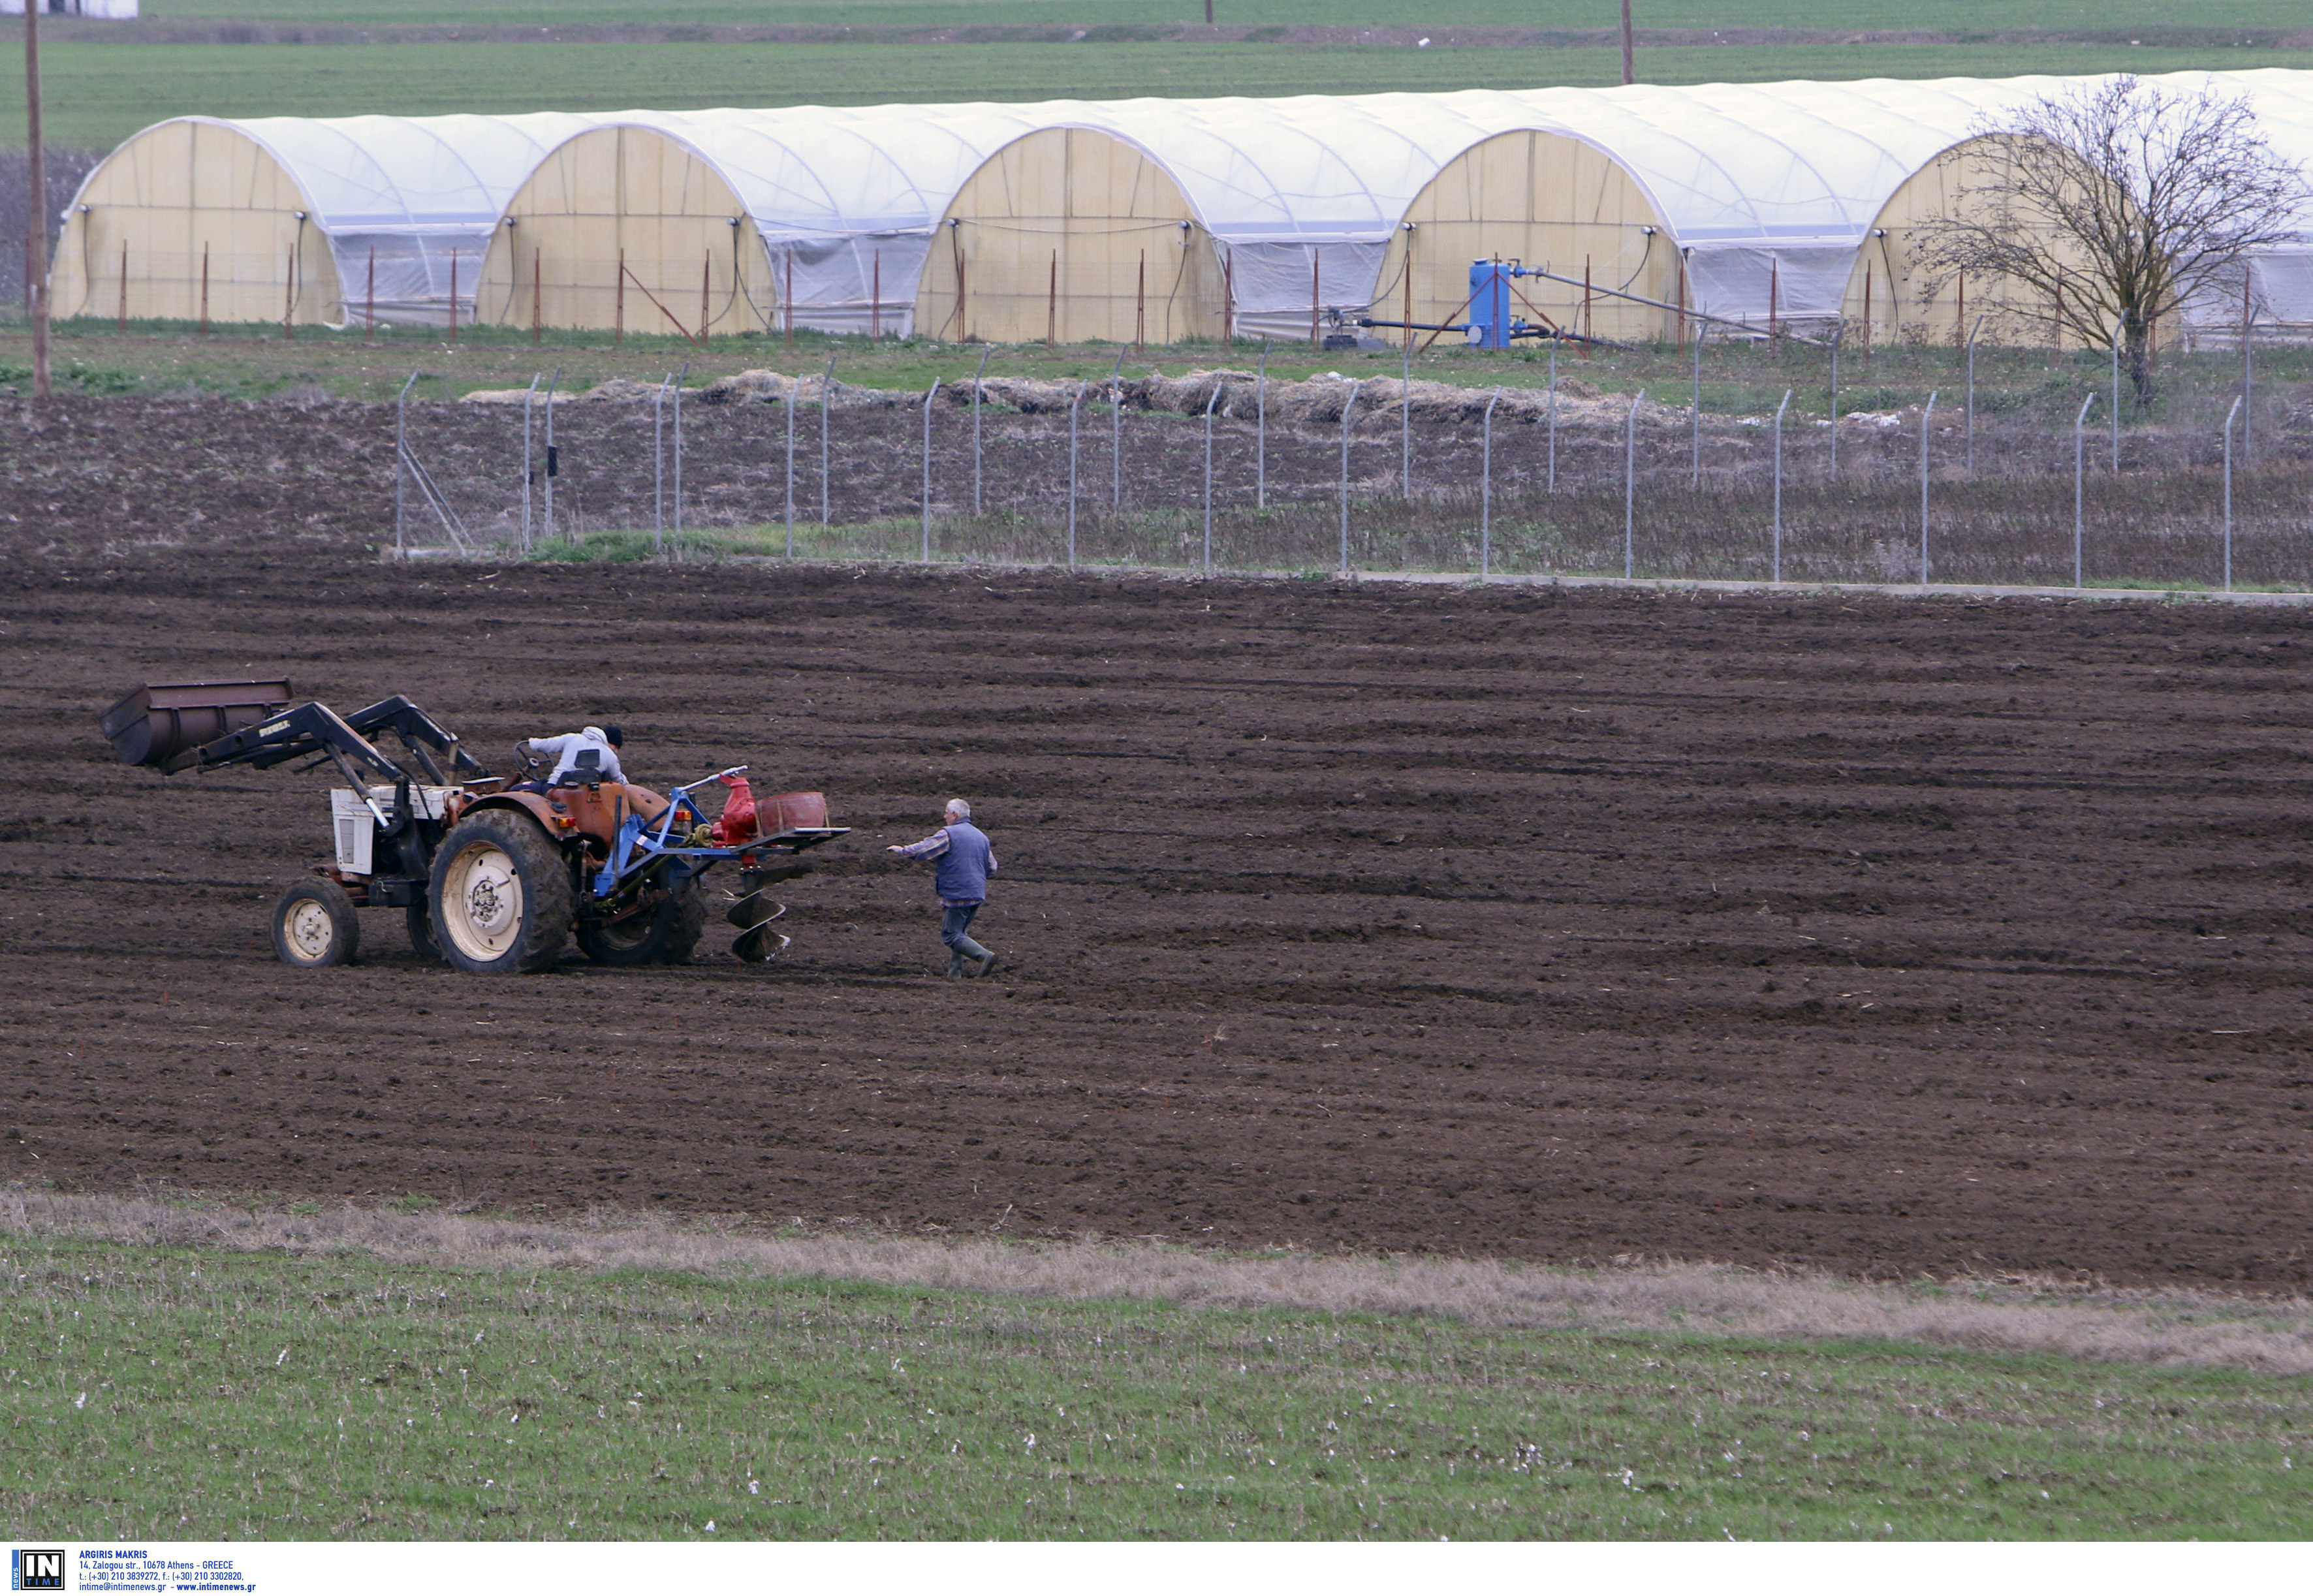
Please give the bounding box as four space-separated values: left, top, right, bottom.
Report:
2 1232 2306 1539
20 38 2313 153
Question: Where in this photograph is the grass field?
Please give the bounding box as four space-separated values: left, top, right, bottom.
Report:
2 1206 2307 1540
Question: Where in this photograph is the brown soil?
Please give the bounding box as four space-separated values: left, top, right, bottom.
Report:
4 397 2313 1289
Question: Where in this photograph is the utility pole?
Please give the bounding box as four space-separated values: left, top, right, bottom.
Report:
24 0 50 398
1620 0 1635 86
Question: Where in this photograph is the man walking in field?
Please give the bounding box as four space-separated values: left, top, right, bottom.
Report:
888 798 999 978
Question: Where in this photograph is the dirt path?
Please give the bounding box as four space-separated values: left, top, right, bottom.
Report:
4 524 2312 1287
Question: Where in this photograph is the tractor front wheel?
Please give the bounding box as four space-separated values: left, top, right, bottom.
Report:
272 879 360 969
428 811 575 975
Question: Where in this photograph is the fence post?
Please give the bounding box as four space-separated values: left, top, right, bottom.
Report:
1918 390 1937 585
1690 332 1703 488
972 345 992 516
2224 394 2242 593
820 354 835 527
2073 391 2096 589
1773 388 1791 583
1339 381 1361 577
921 379 940 561
1066 383 1088 569
1965 313 1984 475
653 373 670 558
784 377 796 557
1547 341 1558 493
1203 385 1219 576
2109 333 2121 474
543 366 561 544
1481 387 1500 579
671 360 689 555
2242 274 2255 466
394 371 417 556
1401 318 1413 499
521 373 539 552
1256 337 1270 510
1624 389 1644 580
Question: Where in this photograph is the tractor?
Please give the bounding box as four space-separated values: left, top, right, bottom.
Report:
100 681 847 974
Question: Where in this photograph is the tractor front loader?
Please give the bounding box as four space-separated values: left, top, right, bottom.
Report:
101 680 847 973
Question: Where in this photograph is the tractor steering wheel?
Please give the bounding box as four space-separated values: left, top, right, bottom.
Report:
512 739 543 779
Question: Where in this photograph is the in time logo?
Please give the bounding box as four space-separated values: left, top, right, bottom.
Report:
10 1550 63 1591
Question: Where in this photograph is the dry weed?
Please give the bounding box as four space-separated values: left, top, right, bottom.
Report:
3 1189 2307 1373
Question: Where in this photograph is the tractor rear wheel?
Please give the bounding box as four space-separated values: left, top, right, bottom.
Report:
428 810 574 975
577 879 707 966
272 879 360 969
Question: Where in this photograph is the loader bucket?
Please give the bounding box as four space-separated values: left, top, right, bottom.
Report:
101 680 292 772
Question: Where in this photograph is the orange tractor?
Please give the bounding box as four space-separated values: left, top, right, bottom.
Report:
101 681 847 973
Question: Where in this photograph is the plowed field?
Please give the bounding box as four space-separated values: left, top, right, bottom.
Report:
5 398 2312 1289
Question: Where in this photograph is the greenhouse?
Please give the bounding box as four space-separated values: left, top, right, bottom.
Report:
53 112 602 328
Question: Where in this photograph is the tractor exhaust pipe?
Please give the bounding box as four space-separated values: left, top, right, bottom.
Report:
100 680 293 772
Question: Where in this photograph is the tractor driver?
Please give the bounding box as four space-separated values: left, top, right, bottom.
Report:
515 724 625 792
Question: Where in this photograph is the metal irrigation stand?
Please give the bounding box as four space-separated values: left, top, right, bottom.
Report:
1772 388 1791 583
819 353 836 527
1917 390 1937 585
2073 391 2097 589
1110 347 1126 512
1256 338 1271 509
1202 385 1220 576
1547 341 1558 493
1623 389 1644 579
521 372 540 552
1338 380 1361 577
1964 313 1985 475
1400 324 1413 499
394 371 418 555
2224 394 2244 592
971 345 992 516
543 366 561 543
920 378 941 561
1067 382 1086 569
1479 386 1501 579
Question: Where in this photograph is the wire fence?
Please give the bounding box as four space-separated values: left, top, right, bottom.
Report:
389 336 2313 592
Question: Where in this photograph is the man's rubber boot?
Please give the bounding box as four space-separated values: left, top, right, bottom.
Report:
947 948 964 980
956 935 997 978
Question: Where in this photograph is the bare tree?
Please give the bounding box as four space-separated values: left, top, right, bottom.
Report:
1912 76 2309 405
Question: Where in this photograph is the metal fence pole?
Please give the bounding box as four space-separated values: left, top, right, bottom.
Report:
543 366 561 544
1772 388 1791 583
784 381 796 557
1690 332 1702 489
1339 381 1361 577
653 372 669 557
971 345 992 516
1256 337 1270 509
2224 394 2242 592
1067 382 1085 569
2109 334 2121 473
1624 389 1644 580
1828 328 1841 479
671 360 690 557
2243 300 2255 466
1964 313 1983 475
921 379 940 562
819 353 835 527
1547 341 1558 493
2073 391 2096 589
1918 390 1937 585
1202 385 1219 576
1480 387 1500 579
394 371 417 556
521 373 539 552
1110 348 1125 513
